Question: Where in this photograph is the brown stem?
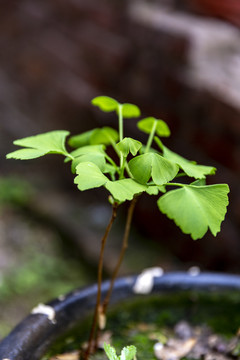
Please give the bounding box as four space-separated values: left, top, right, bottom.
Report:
102 196 138 315
82 202 119 360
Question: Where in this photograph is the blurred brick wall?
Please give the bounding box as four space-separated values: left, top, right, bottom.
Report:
0 0 239 270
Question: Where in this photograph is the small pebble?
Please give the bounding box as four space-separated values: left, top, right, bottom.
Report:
174 321 193 339
188 266 200 276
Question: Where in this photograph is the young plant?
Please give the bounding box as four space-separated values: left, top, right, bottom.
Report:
104 342 137 360
6 96 229 359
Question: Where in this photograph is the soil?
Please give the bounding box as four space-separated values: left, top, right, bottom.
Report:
47 323 240 360
42 291 240 360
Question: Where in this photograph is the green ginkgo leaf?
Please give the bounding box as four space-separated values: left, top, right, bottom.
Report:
68 129 94 148
69 127 118 148
6 131 70 160
90 127 119 145
162 145 216 179
103 164 117 177
71 152 106 173
104 343 137 360
92 96 140 118
145 185 166 195
68 145 106 160
105 178 147 202
74 162 108 191
191 179 206 186
129 153 179 185
138 117 170 137
75 162 147 201
91 96 118 112
104 343 118 360
116 137 142 157
158 184 230 240
6 148 50 160
121 103 141 118
120 345 137 360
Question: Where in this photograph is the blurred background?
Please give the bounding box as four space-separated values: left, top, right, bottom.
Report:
0 0 240 337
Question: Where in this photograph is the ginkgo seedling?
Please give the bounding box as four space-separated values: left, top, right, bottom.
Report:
104 343 137 360
6 95 229 359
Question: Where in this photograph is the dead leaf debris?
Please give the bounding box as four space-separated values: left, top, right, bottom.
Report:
154 321 240 360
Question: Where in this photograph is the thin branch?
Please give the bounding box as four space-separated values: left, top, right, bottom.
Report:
82 202 119 360
102 196 138 315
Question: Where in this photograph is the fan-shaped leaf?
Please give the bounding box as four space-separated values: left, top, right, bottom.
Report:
116 137 142 157
105 178 147 202
6 148 50 160
138 117 170 137
162 146 216 179
92 96 118 112
69 127 118 149
7 131 70 160
129 153 179 185
74 162 108 190
145 185 166 195
103 164 117 177
68 130 94 148
121 103 141 118
158 184 230 239
71 152 106 173
74 162 147 201
104 343 137 360
191 179 206 186
104 343 118 360
69 145 106 160
120 345 137 360
90 127 119 145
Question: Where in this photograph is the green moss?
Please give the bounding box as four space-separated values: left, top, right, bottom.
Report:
43 290 240 359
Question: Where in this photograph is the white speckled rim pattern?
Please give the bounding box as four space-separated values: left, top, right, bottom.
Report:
31 304 56 324
1 271 240 360
133 267 164 294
